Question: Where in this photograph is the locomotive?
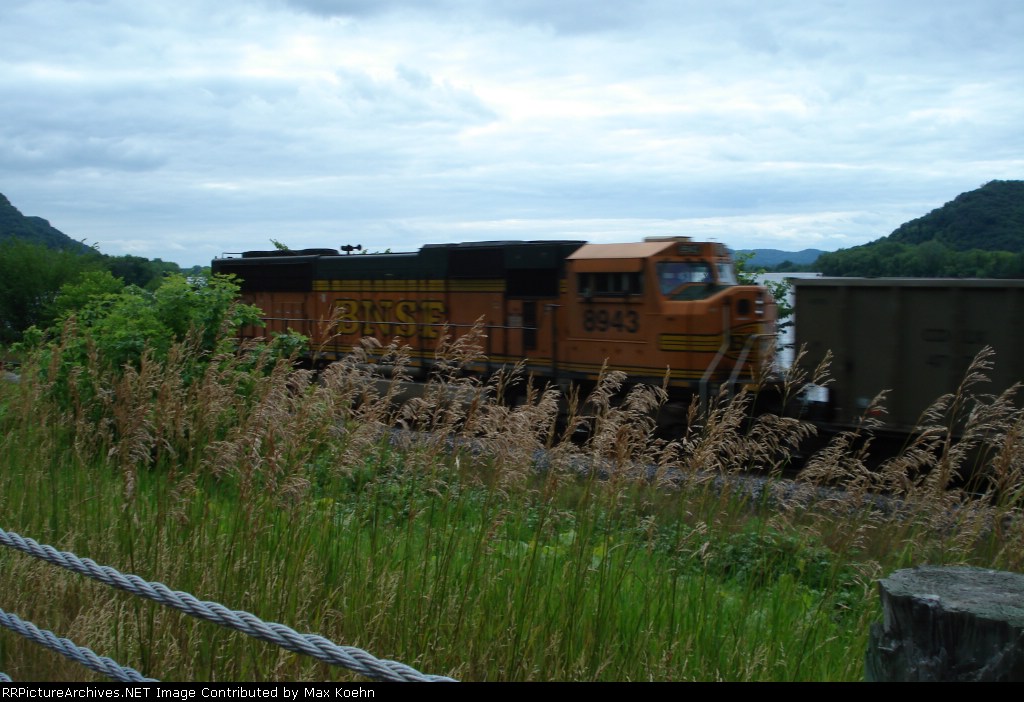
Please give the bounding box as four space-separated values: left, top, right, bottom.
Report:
212 237 778 401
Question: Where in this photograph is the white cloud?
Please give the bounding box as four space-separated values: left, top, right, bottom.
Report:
0 0 1021 265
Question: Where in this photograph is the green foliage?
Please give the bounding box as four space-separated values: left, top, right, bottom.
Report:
104 254 181 289
0 239 103 343
818 180 1024 277
28 275 265 401
3 326 1022 681
0 193 92 253
152 275 262 353
733 251 758 285
184 264 211 278
269 329 312 359
709 526 854 598
888 180 1024 251
50 270 126 319
817 240 1024 277
72 289 172 368
735 250 794 324
1 194 182 285
0 193 191 343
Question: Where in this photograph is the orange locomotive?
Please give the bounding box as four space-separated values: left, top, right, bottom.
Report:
212 237 777 399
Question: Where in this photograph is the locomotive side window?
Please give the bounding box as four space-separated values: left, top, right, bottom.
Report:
657 261 714 295
578 272 643 297
716 262 738 286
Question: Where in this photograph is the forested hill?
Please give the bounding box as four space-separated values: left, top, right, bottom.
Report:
887 180 1024 251
1 195 190 344
817 180 1024 277
0 193 91 253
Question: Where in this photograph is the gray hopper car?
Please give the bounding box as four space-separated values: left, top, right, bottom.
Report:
792 278 1024 434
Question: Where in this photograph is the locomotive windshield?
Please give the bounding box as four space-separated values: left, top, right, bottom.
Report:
657 260 735 300
717 261 737 285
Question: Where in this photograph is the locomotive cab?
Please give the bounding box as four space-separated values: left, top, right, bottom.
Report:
565 237 776 397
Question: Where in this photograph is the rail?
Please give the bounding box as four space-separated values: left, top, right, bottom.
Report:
699 305 733 412
726 333 775 388
701 331 776 412
0 527 456 683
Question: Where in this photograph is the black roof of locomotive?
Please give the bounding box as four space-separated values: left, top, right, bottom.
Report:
212 240 587 291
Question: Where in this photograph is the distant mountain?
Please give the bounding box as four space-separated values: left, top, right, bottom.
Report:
886 180 1024 251
0 193 91 253
735 248 825 269
816 180 1024 278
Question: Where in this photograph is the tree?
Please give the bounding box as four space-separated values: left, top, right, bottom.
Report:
104 254 180 289
0 240 100 343
734 251 793 325
51 270 126 319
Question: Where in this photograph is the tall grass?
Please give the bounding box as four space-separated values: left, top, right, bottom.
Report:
0 324 1021 681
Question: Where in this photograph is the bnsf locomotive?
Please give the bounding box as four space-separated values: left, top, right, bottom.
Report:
212 237 777 400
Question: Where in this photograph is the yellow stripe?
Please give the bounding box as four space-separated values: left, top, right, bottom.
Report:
313 279 446 293
658 334 723 352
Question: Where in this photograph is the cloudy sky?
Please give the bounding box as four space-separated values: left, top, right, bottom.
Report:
2 0 1022 266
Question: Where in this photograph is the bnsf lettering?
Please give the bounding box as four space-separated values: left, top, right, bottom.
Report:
335 298 447 338
582 308 640 334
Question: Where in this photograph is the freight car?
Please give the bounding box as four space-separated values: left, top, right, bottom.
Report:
792 277 1024 435
212 237 777 402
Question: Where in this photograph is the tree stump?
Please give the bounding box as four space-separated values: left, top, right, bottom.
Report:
866 566 1024 681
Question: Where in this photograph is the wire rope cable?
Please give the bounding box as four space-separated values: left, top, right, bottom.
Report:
0 527 455 682
0 609 156 682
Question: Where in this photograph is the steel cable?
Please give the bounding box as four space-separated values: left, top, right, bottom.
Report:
0 528 455 682
0 609 156 682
